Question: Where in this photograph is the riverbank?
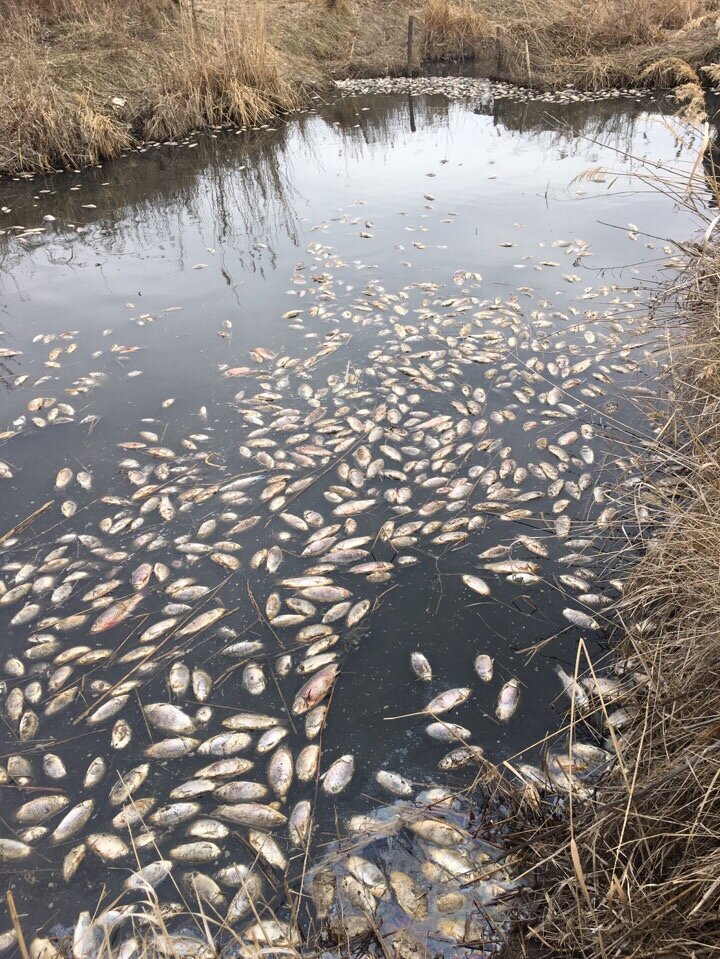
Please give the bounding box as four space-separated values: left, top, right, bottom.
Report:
1 0 719 176
512 221 720 956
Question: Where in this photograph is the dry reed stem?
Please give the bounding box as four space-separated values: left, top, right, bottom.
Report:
510 230 720 957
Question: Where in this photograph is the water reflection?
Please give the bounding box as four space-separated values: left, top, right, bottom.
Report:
0 88 695 279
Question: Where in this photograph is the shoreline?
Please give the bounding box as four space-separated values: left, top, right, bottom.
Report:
512 227 720 956
0 0 716 178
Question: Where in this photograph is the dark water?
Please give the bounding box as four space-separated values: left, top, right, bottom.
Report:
0 89 703 951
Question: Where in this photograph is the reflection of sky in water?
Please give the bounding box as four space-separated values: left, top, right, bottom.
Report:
0 91 708 939
0 93 700 438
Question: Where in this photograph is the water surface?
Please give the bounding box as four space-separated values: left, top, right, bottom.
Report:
0 87 701 952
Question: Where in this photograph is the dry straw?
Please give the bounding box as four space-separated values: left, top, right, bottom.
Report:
505 147 720 958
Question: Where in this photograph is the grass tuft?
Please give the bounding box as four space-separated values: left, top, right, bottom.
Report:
145 9 299 141
422 0 487 61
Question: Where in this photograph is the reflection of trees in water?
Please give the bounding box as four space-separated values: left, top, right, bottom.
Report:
332 89 683 163
0 122 306 281
0 90 694 282
489 95 676 157
325 93 454 145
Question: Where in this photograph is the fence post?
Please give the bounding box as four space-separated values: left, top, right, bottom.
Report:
407 15 416 77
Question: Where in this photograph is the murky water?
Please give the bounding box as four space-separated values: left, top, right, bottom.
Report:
0 87 703 956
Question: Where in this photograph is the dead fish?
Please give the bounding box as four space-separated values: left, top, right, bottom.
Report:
292 663 339 714
171 780 216 800
0 838 32 861
175 607 226 637
87 833 129 862
62 844 86 882
152 802 201 828
124 859 173 891
16 795 69 825
226 872 263 924
83 756 107 789
462 574 490 596
554 664 590 711
375 769 413 797
304 705 326 740
438 744 484 770
51 800 94 843
322 754 354 794
90 594 142 633
563 608 601 630
474 654 494 681
247 830 287 871
55 468 73 489
347 855 387 897
86 695 128 725
298 586 352 603
241 920 300 954
496 678 521 721
222 712 280 731
425 687 472 715
216 803 287 829
406 817 465 847
43 754 67 779
184 871 226 910
112 797 156 829
109 764 149 805
111 718 132 749
346 599 371 627
288 799 312 847
243 663 266 695
198 731 251 757
145 737 199 760
169 841 221 863
292 741 319 785
410 651 432 682
196 757 253 778
131 563 152 591
214 781 267 802
341 874 377 914
426 721 472 743
144 702 195 735
389 870 428 919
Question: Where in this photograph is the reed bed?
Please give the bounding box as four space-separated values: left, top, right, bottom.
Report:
0 0 299 174
507 211 720 957
422 0 720 91
4 0 720 175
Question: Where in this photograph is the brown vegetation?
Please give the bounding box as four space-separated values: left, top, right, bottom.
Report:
3 0 720 175
418 0 720 97
0 0 299 174
506 182 720 956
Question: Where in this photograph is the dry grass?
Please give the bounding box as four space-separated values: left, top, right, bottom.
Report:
422 0 487 60
145 9 299 141
506 213 720 956
421 0 720 90
5 0 720 176
0 0 299 174
3 0 720 174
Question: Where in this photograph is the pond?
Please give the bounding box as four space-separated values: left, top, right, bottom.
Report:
0 81 704 957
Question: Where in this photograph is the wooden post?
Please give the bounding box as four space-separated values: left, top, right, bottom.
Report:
524 39 533 86
407 15 415 77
